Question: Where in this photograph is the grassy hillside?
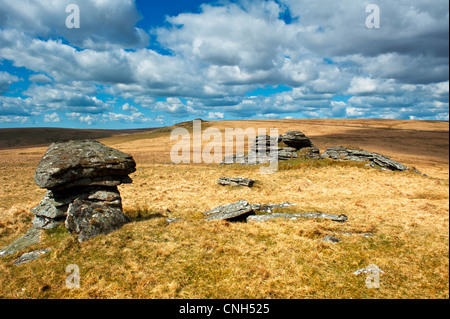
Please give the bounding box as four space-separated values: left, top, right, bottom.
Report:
0 119 448 299
0 127 158 149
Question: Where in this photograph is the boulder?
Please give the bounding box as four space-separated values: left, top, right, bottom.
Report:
65 199 131 242
281 131 312 149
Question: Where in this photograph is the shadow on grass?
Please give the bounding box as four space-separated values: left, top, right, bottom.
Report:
126 212 168 223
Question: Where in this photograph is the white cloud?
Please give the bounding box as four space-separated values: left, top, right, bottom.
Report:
122 103 138 113
0 0 149 49
0 71 20 93
0 115 29 124
43 112 61 123
205 112 224 119
0 0 448 123
29 73 52 84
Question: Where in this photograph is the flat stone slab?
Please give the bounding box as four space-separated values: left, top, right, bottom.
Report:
250 202 296 213
321 146 409 171
246 212 348 223
217 177 255 187
34 139 136 190
204 200 255 222
0 227 42 258
13 249 50 266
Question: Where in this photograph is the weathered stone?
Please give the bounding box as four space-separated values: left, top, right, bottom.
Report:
47 175 132 191
65 199 131 242
166 218 183 225
323 235 340 243
31 197 68 219
298 146 321 159
282 131 312 149
34 140 136 190
30 187 123 230
296 212 348 222
204 200 255 222
353 265 384 275
0 227 42 258
217 177 255 187
13 249 50 266
277 147 298 161
321 146 409 171
250 202 297 213
246 212 348 223
32 215 65 229
251 135 280 151
220 154 246 165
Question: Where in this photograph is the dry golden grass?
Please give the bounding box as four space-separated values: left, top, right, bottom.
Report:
0 119 448 299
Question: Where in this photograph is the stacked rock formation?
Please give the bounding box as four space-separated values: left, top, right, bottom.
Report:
221 130 320 165
31 140 136 242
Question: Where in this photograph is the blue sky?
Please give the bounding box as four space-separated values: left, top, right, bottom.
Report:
0 0 448 129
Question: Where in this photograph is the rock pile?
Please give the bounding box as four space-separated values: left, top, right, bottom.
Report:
31 140 136 241
221 130 320 165
321 146 409 171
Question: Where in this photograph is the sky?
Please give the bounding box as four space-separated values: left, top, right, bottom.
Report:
0 0 448 129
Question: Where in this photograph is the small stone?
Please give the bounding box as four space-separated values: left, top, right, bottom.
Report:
166 218 183 225
217 177 255 187
323 235 340 243
13 249 50 266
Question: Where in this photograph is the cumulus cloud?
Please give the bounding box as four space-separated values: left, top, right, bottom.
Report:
29 73 52 84
205 112 224 119
67 111 154 125
0 0 448 124
0 71 20 94
43 112 61 123
0 0 149 49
